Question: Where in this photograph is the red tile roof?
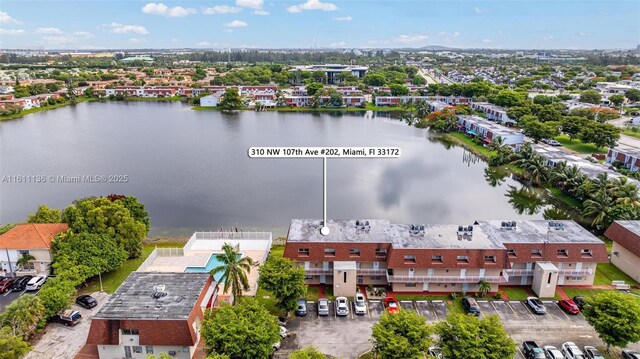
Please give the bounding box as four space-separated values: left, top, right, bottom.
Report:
605 221 640 257
0 223 68 249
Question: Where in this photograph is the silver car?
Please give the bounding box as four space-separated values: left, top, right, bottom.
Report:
336 297 349 316
543 345 563 359
317 298 329 316
354 293 367 315
526 297 547 315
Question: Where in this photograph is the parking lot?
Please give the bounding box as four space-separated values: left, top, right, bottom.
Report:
0 287 40 311
279 298 637 359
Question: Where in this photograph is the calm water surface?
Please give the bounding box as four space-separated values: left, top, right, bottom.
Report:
0 101 547 236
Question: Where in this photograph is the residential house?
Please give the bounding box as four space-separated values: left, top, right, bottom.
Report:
471 102 515 125
604 221 640 283
457 115 524 149
605 145 640 171
199 94 221 107
0 223 68 275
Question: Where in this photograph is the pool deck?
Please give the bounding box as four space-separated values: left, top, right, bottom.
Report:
143 249 266 296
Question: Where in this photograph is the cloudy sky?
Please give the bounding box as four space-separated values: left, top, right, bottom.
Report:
0 0 638 50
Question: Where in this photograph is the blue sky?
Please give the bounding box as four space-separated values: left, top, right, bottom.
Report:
0 0 638 50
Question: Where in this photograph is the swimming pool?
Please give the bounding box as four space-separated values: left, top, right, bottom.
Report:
184 253 242 281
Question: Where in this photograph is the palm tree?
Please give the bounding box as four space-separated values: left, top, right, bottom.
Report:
517 155 549 186
210 243 253 305
415 100 430 118
583 191 613 228
487 135 505 151
17 253 36 270
477 280 491 297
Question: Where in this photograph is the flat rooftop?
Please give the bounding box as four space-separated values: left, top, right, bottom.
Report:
457 115 521 137
95 272 210 320
287 219 602 249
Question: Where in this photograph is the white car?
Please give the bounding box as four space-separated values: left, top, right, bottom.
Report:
561 342 585 359
25 275 47 291
336 296 349 316
354 293 367 315
279 326 288 338
543 345 563 359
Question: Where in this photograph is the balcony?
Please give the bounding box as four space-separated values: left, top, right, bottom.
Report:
386 274 508 284
304 268 333 275
505 269 534 276
559 268 593 276
356 268 387 275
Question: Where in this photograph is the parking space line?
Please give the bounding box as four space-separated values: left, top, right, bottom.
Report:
516 347 526 359
554 302 570 320
3 291 11 297
412 301 418 312
430 301 440 320
18 290 26 297
490 301 503 319
505 301 519 318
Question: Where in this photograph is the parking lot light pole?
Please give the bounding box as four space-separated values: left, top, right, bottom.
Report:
99 272 103 292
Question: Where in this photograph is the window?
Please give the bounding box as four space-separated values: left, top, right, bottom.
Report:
456 255 469 263
298 248 310 257
375 248 387 257
548 273 552 284
349 249 361 257
146 346 154 354
121 329 139 335
405 283 417 287
343 272 347 283
431 255 443 263
404 255 416 264
182 347 189 353
484 255 496 263
581 249 593 257
507 249 516 257
557 249 568 257
132 347 143 354
168 351 177 356
304 274 313 280
531 249 542 257
324 248 336 257
569 276 584 281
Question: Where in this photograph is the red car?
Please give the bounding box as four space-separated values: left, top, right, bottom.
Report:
0 278 16 293
383 297 399 313
558 299 580 315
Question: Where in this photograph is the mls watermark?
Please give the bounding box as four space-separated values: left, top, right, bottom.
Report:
1 175 129 184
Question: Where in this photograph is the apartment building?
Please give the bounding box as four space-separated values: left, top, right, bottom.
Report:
604 221 640 283
0 223 68 275
471 102 515 125
457 115 525 149
606 145 640 171
284 219 607 298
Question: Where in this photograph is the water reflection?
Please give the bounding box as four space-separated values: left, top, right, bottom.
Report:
484 167 509 188
505 185 545 215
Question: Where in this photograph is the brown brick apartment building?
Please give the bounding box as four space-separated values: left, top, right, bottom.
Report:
284 219 608 297
79 272 216 359
604 221 640 283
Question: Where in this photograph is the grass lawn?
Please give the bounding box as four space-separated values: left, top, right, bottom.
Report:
594 262 640 286
446 132 494 159
395 294 451 301
554 134 607 155
253 244 287 317
545 185 584 209
502 287 535 301
623 129 640 140
563 288 640 306
357 352 375 359
78 242 185 294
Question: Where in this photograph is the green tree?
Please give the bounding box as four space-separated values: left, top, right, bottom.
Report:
371 310 433 359
533 95 555 105
506 106 532 122
520 118 560 143
608 94 625 107
536 104 562 122
514 154 549 186
0 295 45 340
436 313 516 359
390 84 410 96
201 299 280 359
27 205 62 223
560 116 590 141
306 82 323 96
62 197 147 258
0 327 31 359
580 89 602 104
493 90 526 107
582 291 640 351
311 71 327 84
211 243 252 305
258 256 307 315
583 191 614 227
364 73 386 87
477 280 491 296
16 251 36 270
219 88 243 111
113 196 151 233
578 122 620 150
625 88 640 102
289 346 326 359
38 277 76 318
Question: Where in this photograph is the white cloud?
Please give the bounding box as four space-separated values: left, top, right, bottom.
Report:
474 6 482 13
253 10 269 15
333 15 352 21
109 23 149 35
236 0 263 9
42 36 77 45
171 38 179 42
196 41 216 47
288 0 337 13
129 38 146 43
329 41 346 47
0 11 19 24
224 29 234 33
203 5 242 14
71 31 94 39
482 38 493 43
0 29 26 35
437 31 446 36
452 31 460 37
36 27 63 34
394 34 428 44
543 35 554 40
141 3 195 17
578 32 588 36
225 20 247 27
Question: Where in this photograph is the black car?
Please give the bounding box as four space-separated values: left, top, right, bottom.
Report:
75 295 97 309
622 350 640 359
10 276 33 291
573 296 587 310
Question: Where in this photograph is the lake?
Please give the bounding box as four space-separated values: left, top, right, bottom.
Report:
0 101 549 237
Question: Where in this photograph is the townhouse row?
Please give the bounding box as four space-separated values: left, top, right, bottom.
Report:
283 219 608 298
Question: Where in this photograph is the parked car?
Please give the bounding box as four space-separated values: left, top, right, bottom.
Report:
336 297 349 316
354 293 367 315
522 341 546 359
75 295 97 309
317 298 329 316
279 326 288 338
272 341 281 351
383 297 399 313
548 140 562 146
583 346 604 359
558 299 580 315
51 309 82 327
428 346 443 359
0 278 16 293
543 345 564 359
462 296 481 316
561 342 585 359
25 274 47 291
296 298 307 316
573 296 587 310
10 276 33 292
526 297 547 315
622 350 640 359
